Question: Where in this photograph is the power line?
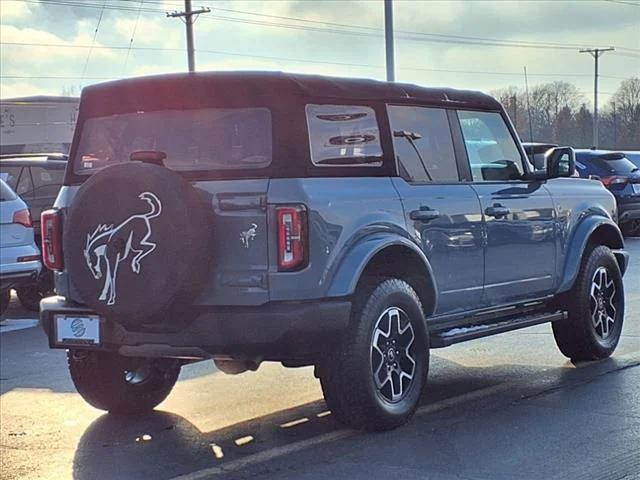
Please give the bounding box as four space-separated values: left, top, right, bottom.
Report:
122 0 145 75
2 41 632 80
80 0 107 79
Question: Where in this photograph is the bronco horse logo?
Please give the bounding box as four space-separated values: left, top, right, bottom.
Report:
83 192 162 306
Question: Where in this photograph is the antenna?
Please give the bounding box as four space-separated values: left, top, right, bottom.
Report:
523 66 534 148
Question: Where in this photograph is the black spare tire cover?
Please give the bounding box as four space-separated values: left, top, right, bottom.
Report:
64 162 212 325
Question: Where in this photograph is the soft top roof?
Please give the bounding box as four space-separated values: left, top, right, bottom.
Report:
80 71 501 115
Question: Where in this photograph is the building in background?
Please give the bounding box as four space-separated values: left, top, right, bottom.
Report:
0 96 79 155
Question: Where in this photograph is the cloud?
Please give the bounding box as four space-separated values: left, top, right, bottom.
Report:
0 0 31 20
1 0 638 99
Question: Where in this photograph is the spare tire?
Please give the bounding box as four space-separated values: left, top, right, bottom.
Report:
64 162 212 326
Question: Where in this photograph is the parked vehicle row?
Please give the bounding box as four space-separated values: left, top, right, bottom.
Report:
0 179 41 316
0 153 67 311
523 144 640 237
38 71 628 431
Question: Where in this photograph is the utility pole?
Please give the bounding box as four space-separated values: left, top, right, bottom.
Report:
579 47 614 149
167 0 210 73
384 0 395 82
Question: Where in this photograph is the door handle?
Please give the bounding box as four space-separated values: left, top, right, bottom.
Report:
485 204 511 218
410 207 440 222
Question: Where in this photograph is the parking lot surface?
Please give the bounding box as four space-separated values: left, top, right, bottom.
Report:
2 239 639 480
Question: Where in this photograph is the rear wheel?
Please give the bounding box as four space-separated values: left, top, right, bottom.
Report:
552 245 624 361
318 278 428 431
68 350 180 414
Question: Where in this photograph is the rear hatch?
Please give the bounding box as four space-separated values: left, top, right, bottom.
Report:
592 153 640 197
63 103 273 306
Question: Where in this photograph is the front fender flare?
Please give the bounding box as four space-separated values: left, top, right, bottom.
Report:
325 233 438 314
557 215 624 293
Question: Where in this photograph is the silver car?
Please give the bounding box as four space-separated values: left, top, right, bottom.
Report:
0 179 41 316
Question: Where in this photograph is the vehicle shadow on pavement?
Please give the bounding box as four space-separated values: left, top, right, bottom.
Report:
70 355 636 480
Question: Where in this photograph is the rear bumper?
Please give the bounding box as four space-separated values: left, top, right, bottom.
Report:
40 296 351 361
0 261 41 290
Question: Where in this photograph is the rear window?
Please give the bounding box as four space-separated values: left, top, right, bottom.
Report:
0 180 17 201
596 157 637 174
74 108 272 174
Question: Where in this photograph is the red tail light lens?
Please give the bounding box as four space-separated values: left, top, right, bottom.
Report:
277 205 307 271
41 209 63 270
12 209 32 228
600 176 629 188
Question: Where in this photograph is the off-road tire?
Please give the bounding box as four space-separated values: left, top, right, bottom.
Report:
68 350 180 414
16 285 44 312
552 245 624 361
318 278 429 431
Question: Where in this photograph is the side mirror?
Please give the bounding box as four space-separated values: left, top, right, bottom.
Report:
546 147 576 179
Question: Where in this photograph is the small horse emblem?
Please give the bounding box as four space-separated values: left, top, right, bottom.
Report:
240 223 258 249
83 192 162 306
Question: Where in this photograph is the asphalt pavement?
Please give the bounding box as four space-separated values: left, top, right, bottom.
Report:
1 239 639 480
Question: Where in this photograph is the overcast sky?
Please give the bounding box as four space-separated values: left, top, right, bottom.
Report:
1 0 639 106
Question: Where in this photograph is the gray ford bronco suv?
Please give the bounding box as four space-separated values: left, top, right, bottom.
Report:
40 72 629 431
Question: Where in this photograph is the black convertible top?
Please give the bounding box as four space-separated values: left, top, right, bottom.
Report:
80 71 501 117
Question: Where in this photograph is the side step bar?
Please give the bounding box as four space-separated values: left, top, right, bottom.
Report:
430 311 567 348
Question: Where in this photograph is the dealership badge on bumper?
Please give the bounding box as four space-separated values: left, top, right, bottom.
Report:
55 315 100 346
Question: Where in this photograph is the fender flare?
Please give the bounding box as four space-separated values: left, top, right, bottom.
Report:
557 215 624 293
325 233 438 315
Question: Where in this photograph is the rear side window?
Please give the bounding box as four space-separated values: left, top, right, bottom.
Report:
0 180 17 201
74 108 272 174
458 111 524 182
387 105 458 182
306 104 383 166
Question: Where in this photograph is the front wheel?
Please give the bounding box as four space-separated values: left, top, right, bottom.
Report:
318 278 429 431
68 350 181 414
553 245 624 361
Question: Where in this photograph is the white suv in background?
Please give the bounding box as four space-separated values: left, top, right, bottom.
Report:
0 179 41 316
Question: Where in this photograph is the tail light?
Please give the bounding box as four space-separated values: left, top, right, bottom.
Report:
12 209 32 228
41 209 63 270
600 176 629 188
276 205 307 271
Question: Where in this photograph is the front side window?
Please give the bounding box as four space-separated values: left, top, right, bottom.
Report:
387 105 458 183
74 107 272 174
306 104 383 166
458 110 524 182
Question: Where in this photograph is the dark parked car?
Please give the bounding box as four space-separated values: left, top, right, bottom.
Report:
575 149 640 236
0 153 67 310
40 72 627 431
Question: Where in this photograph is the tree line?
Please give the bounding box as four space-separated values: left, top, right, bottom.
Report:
492 77 640 150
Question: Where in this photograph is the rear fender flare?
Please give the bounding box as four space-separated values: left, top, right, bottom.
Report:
326 233 438 316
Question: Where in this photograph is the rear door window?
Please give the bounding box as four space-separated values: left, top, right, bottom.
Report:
74 108 272 174
457 110 524 182
306 104 383 166
387 105 459 182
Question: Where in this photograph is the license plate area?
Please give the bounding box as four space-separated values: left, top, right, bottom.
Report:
54 315 101 347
